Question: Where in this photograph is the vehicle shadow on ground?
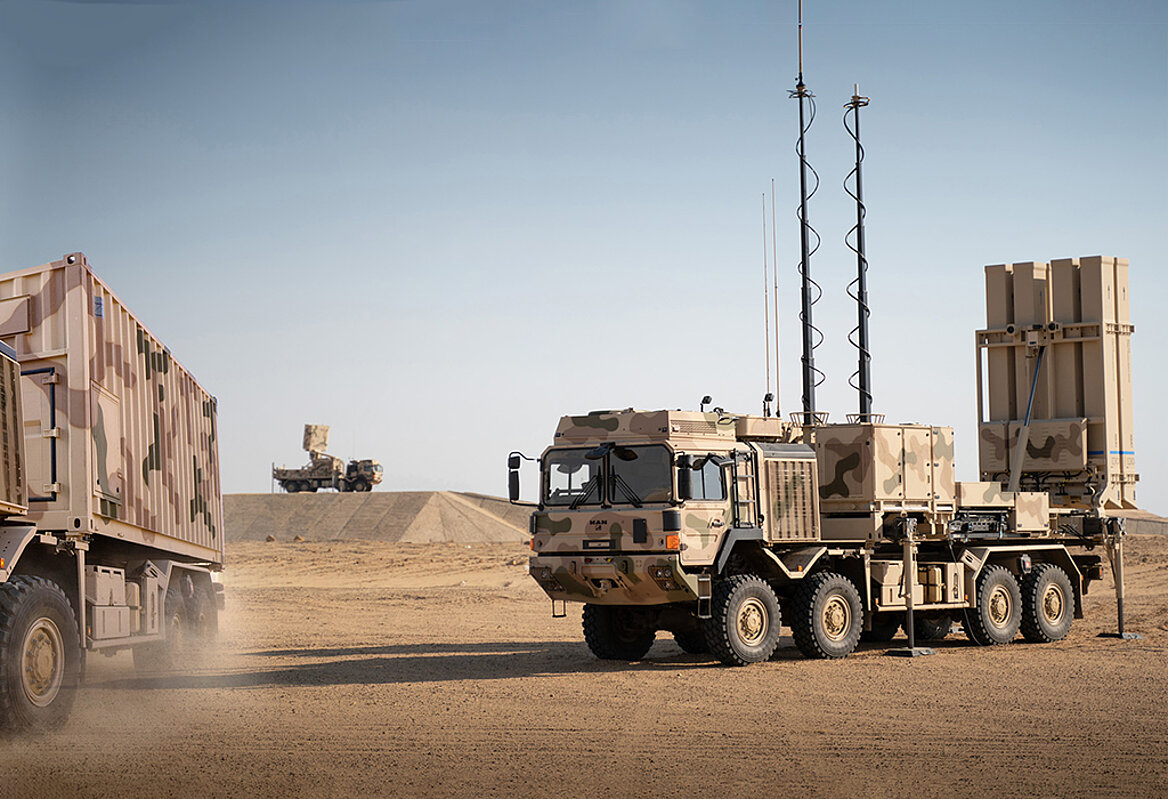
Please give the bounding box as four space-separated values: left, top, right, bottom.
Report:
91 634 989 692
91 639 790 690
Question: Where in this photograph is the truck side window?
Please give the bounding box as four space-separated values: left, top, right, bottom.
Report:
691 459 725 501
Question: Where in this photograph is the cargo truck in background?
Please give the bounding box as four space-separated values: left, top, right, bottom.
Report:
511 257 1139 665
0 253 223 731
272 424 383 493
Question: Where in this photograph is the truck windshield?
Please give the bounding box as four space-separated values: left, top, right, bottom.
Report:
544 449 602 507
608 445 672 505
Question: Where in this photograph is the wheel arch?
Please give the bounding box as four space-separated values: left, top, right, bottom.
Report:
2 530 82 634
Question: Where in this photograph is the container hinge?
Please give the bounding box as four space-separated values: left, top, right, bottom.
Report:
551 599 566 619
42 482 61 494
42 427 61 439
697 573 713 620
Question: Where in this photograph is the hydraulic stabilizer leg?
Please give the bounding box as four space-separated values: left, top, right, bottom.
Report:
1099 518 1142 640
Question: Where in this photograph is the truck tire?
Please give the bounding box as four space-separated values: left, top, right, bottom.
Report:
704 574 782 666
860 612 900 643
1020 563 1074 643
133 584 189 671
581 605 655 661
190 582 219 642
351 478 369 493
672 627 708 654
965 564 1022 645
915 612 953 641
791 572 863 659
0 576 82 732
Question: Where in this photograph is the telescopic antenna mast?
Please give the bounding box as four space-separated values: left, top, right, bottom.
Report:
790 0 822 425
845 84 873 418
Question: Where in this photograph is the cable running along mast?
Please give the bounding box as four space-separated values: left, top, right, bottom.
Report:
844 85 874 419
790 0 822 425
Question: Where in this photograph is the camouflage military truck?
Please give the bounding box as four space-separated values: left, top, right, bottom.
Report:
511 257 1136 665
272 425 382 493
0 253 223 731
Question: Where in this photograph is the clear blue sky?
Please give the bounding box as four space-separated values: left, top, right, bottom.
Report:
1 0 1165 514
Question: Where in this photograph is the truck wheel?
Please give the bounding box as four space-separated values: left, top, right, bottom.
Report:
133 585 189 671
860 612 900 643
1020 564 1074 643
0 576 82 732
351 478 369 493
581 605 655 660
791 572 863 659
965 565 1022 645
672 627 708 654
915 612 953 641
704 574 782 666
190 583 219 642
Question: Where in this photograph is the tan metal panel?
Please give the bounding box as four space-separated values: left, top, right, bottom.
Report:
978 422 1009 474
1049 259 1084 419
1005 418 1088 471
1112 258 1136 505
1010 262 1052 420
932 427 955 502
985 265 1016 421
902 426 931 501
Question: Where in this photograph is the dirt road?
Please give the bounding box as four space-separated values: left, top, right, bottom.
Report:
3 536 1166 798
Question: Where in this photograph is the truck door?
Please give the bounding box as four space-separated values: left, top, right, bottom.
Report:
679 457 729 566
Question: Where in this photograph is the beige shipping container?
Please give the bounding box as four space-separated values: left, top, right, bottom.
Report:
0 253 223 565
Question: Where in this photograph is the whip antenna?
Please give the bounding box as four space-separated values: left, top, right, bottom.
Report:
844 84 875 419
762 192 772 416
790 0 823 425
771 178 780 417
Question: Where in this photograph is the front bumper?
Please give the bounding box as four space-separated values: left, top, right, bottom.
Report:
528 553 698 605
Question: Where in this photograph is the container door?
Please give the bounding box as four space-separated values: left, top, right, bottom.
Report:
91 385 123 513
20 370 58 500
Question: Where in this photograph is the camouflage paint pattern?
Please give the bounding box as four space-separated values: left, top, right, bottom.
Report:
1011 491 1050 532
678 507 726 565
554 409 740 449
979 419 1087 473
814 423 955 505
529 553 697 605
977 256 1137 509
954 481 1051 533
533 509 689 555
0 254 223 564
302 424 329 453
956 481 1014 507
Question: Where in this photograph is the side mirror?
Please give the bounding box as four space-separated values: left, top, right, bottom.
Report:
676 454 692 501
508 469 520 502
508 454 521 470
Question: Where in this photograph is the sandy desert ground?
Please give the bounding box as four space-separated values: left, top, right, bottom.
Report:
1 534 1166 799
